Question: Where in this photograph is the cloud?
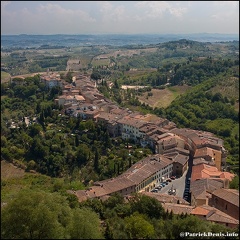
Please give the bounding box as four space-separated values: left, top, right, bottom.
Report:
38 3 96 23
213 1 239 7
135 1 188 19
211 1 239 21
1 1 11 8
98 1 128 22
99 1 113 13
1 2 97 34
1 1 238 35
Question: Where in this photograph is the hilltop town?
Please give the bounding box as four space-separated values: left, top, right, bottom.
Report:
38 71 239 228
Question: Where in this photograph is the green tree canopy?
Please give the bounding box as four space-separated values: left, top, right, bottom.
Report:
67 207 103 239
124 212 155 239
129 193 165 219
1 190 71 239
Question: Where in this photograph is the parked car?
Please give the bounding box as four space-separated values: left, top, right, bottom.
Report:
186 180 190 185
161 183 166 187
166 178 172 182
156 186 162 190
170 176 176 180
168 189 176 195
184 191 189 196
183 196 189 201
186 177 191 183
151 189 158 193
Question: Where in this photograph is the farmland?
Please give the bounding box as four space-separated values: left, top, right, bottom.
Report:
138 85 191 108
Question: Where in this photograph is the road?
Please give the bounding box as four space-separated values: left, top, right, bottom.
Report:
158 170 188 198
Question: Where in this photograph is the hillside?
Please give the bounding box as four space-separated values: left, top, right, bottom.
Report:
210 75 239 112
1 38 239 239
161 71 239 172
138 85 191 108
1 160 25 180
1 71 11 83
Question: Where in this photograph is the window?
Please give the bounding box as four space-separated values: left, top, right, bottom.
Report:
225 204 227 210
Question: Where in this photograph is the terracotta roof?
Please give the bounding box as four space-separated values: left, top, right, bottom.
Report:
73 154 174 202
156 133 172 140
94 177 135 195
117 117 147 129
190 178 225 199
193 158 215 166
219 172 235 180
163 147 189 156
71 89 79 93
110 108 131 116
141 192 190 205
172 154 189 166
162 136 177 149
97 112 122 123
163 203 194 215
194 147 214 158
138 124 158 134
189 133 204 147
170 128 197 138
67 190 88 202
66 95 74 100
74 95 85 101
207 210 239 224
191 163 234 182
191 205 239 225
123 155 173 184
170 128 223 149
191 206 211 216
211 188 239 207
162 122 176 130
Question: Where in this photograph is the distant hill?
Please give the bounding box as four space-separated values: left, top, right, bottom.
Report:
1 33 239 49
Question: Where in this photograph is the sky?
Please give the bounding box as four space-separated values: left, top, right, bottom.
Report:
1 1 239 35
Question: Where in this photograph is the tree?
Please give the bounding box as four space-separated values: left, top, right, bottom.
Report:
94 147 100 172
229 175 239 190
67 207 103 239
129 193 165 219
28 123 43 137
104 216 128 239
124 212 155 239
171 215 212 238
76 144 91 166
1 190 71 239
104 192 124 209
91 71 101 80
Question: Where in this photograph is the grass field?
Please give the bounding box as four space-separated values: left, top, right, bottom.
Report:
1 160 85 204
138 85 191 108
1 71 11 83
91 58 110 67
